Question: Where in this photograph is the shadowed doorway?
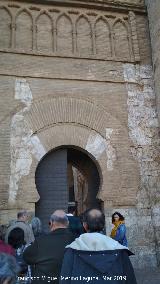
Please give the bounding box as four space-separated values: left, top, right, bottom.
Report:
35 147 101 231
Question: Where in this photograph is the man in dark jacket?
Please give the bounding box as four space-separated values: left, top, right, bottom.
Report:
23 210 75 284
60 209 137 284
67 206 84 237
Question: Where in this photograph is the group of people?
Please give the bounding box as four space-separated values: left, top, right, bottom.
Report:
0 208 137 284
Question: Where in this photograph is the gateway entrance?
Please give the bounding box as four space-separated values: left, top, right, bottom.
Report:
35 147 101 230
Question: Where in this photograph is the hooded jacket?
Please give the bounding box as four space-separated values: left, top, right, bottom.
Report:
60 233 137 284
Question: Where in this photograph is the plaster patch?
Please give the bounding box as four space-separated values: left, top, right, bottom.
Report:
85 133 106 159
9 79 46 205
15 78 32 106
85 130 116 171
105 128 116 171
29 136 46 161
123 63 138 82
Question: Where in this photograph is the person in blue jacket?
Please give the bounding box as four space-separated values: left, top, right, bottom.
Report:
110 212 128 247
60 208 137 284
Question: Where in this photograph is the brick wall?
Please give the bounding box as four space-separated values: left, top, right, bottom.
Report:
0 0 159 268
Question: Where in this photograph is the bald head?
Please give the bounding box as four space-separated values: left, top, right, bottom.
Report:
87 209 102 218
53 210 67 218
49 210 69 231
83 208 105 233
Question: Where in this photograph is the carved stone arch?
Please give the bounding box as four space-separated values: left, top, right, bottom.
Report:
36 9 53 24
36 10 53 52
56 13 73 55
94 16 112 58
113 18 129 35
0 5 12 20
55 12 73 28
15 8 33 51
112 18 130 60
76 14 93 56
0 6 12 49
94 16 111 32
75 13 91 26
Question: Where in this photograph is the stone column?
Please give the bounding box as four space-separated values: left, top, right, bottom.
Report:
145 0 160 123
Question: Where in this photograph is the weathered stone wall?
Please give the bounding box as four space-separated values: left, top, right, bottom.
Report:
0 0 159 268
143 0 160 264
145 0 160 122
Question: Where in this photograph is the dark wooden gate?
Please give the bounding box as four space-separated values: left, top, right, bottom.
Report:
35 149 68 231
35 147 101 231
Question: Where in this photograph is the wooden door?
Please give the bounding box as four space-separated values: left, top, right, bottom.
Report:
35 149 68 231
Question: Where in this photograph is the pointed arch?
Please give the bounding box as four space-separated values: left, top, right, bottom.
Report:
94 16 111 58
56 13 73 55
76 15 93 56
0 6 12 49
113 18 130 60
15 8 33 51
36 10 53 52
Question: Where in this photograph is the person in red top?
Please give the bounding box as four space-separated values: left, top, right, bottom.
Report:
0 225 15 256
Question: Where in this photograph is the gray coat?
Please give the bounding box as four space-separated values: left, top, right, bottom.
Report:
5 221 35 245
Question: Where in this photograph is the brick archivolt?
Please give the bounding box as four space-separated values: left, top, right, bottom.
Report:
0 4 140 61
25 97 127 137
19 97 139 207
19 123 139 207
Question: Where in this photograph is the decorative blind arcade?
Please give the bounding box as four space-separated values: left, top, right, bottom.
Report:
0 5 139 62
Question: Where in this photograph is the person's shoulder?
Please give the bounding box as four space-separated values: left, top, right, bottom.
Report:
74 216 81 222
120 223 126 226
35 232 50 242
119 223 126 229
62 228 76 238
14 221 26 227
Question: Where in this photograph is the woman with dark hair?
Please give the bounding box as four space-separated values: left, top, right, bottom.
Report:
110 212 128 247
8 228 25 250
8 228 29 283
